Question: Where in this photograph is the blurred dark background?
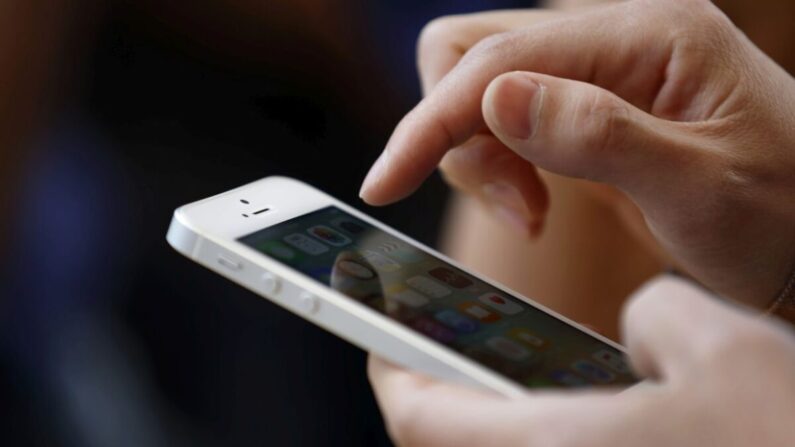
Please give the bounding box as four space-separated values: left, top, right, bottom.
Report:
0 1 533 445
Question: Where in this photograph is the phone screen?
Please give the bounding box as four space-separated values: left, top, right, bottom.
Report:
239 206 636 389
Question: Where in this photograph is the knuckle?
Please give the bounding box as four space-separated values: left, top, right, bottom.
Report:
662 0 725 26
417 15 464 69
579 92 631 161
716 157 759 201
461 31 517 66
667 0 738 61
682 148 766 223
418 16 453 49
711 144 777 198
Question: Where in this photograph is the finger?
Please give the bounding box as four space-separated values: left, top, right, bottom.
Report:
439 134 549 237
621 275 755 380
482 71 696 195
368 356 527 447
360 1 673 204
368 355 651 447
418 10 565 94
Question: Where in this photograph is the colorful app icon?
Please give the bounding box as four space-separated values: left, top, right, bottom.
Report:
362 250 402 272
591 349 632 374
307 225 351 247
337 260 376 280
284 233 328 255
412 317 456 344
571 360 615 383
259 240 296 260
434 309 479 333
377 240 425 264
508 328 549 351
458 302 501 323
485 336 530 361
331 218 366 234
550 370 588 387
387 285 429 308
478 293 524 315
428 267 473 288
407 276 450 298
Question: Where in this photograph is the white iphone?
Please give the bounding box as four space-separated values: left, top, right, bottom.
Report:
166 176 636 397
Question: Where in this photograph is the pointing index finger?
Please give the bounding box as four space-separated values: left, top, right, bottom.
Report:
358 10 625 205
359 81 486 204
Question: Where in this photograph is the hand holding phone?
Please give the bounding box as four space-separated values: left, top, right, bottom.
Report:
369 276 795 447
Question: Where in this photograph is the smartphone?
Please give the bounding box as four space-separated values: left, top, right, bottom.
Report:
166 176 636 396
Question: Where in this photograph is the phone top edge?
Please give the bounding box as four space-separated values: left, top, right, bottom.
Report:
166 210 198 257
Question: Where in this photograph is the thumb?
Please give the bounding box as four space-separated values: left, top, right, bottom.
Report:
482 71 695 195
620 275 760 381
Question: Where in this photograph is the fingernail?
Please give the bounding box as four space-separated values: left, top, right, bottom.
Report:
493 75 544 140
483 182 530 236
360 150 389 199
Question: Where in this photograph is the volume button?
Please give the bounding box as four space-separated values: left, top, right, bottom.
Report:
297 292 319 315
261 271 281 295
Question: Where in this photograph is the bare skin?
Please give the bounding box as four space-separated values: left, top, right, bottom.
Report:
364 1 795 443
427 0 795 337
360 0 795 311
370 276 795 447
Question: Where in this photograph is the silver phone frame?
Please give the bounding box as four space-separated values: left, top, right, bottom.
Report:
166 176 628 397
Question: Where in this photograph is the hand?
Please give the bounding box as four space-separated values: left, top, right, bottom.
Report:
358 0 795 308
411 7 662 253
369 276 795 447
